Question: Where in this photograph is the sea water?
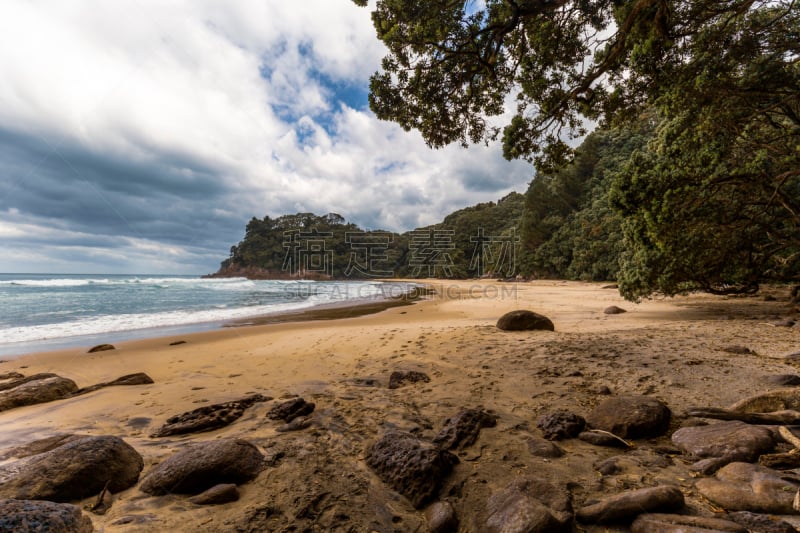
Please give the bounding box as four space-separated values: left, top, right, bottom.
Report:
0 274 415 357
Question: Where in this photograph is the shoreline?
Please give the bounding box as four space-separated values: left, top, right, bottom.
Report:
0 280 431 359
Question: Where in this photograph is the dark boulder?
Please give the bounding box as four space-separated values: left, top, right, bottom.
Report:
140 438 264 496
0 435 143 502
72 372 154 396
365 431 458 509
151 394 270 437
0 499 93 533
425 501 458 533
87 343 115 353
536 411 586 440
433 408 497 450
388 370 431 389
526 437 565 458
576 486 684 524
631 513 747 532
604 306 627 315
188 483 240 505
671 421 775 474
485 477 572 533
266 397 315 423
696 462 800 514
585 395 671 439
0 374 78 412
496 310 554 332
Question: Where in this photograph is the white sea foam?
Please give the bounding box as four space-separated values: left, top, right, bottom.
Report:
0 279 407 345
1 300 316 344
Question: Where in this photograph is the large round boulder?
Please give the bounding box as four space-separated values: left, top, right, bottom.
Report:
0 374 78 413
140 438 264 495
585 395 671 439
496 310 554 332
0 435 143 502
0 499 93 533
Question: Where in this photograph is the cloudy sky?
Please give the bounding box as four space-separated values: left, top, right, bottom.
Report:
0 0 532 275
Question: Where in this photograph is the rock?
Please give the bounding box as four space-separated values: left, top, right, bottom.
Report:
577 486 684 524
0 374 78 412
140 438 264 496
631 513 747 532
0 499 93 533
765 375 800 386
188 483 240 505
671 421 775 474
526 437 565 458
169 340 186 346
485 477 572 533
727 511 797 533
602 284 619 289
579 430 632 448
388 370 431 389
0 372 24 382
496 310 555 332
722 346 754 355
151 394 270 437
730 389 800 412
0 434 82 461
73 372 154 396
276 416 313 432
365 431 458 509
536 411 586 440
425 501 458 533
771 319 796 327
266 397 315 423
585 395 671 439
696 462 800 514
594 457 621 476
432 409 497 450
87 343 115 353
0 435 143 502
604 306 627 315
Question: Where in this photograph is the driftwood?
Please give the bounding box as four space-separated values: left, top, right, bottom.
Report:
686 407 800 425
759 449 800 469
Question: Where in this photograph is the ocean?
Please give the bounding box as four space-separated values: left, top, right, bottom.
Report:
0 274 415 357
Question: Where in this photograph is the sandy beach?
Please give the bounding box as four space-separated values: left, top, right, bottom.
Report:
1 280 799 531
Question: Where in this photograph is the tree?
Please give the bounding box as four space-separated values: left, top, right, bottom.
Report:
519 115 653 280
354 0 800 298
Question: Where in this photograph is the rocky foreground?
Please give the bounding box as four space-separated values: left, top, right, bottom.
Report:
0 281 798 532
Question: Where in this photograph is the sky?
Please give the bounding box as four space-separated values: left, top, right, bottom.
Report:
0 0 532 275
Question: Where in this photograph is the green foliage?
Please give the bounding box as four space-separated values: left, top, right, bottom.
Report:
219 193 526 279
518 117 654 281
611 4 800 300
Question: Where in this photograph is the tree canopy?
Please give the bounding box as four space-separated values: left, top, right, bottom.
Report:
354 0 800 298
